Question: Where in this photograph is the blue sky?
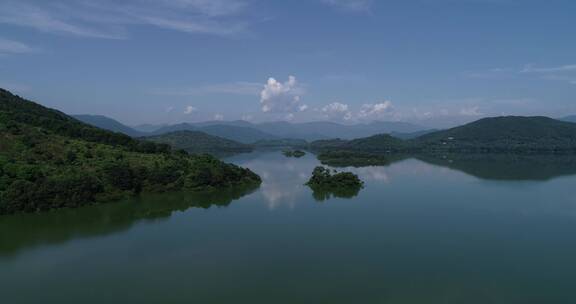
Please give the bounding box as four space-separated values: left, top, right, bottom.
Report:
0 0 575 127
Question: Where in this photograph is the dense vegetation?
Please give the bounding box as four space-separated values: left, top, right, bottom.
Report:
413 116 576 153
310 134 407 153
311 116 576 154
144 130 253 156
317 151 396 167
305 166 364 201
283 150 306 158
252 138 308 149
0 88 261 215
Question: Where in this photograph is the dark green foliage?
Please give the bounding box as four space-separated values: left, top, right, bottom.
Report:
144 130 252 156
0 89 170 154
413 116 576 153
311 186 361 202
317 151 394 167
305 166 364 200
252 138 308 148
282 150 306 158
309 138 349 151
310 116 576 154
0 88 261 215
310 134 408 153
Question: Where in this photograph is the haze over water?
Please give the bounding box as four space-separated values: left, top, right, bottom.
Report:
1 151 576 303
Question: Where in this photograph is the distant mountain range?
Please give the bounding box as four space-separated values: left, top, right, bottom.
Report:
73 114 430 143
73 112 576 153
560 115 576 123
73 115 146 137
145 130 253 156
149 123 277 144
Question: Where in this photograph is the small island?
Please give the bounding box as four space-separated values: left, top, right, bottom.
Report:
283 150 306 158
305 166 364 201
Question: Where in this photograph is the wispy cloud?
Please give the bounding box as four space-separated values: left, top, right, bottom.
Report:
0 2 126 39
521 64 576 73
152 82 262 96
320 0 372 13
0 0 252 39
459 106 482 116
541 74 576 86
465 63 576 86
0 37 36 54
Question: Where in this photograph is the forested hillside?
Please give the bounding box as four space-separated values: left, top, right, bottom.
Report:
145 130 253 156
0 89 260 215
311 116 576 154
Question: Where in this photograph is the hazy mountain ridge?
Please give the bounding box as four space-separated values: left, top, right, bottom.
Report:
144 130 253 156
560 115 576 123
76 113 429 143
150 123 278 144
73 114 145 137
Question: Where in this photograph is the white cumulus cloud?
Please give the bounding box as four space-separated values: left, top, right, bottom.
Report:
214 113 224 121
184 105 197 114
260 76 307 114
321 102 352 120
357 101 394 119
322 102 349 113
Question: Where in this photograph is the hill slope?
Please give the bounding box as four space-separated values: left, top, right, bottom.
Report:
144 130 252 156
73 114 144 137
414 116 576 152
311 116 576 155
151 123 277 144
0 88 260 215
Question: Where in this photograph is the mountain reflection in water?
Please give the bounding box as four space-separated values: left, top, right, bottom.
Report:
0 184 258 257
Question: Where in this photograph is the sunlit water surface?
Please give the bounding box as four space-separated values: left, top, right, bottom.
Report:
2 151 576 303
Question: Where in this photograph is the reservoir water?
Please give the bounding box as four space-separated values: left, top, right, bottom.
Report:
1 151 576 303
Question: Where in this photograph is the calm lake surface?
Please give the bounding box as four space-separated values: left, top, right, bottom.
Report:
2 151 576 303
